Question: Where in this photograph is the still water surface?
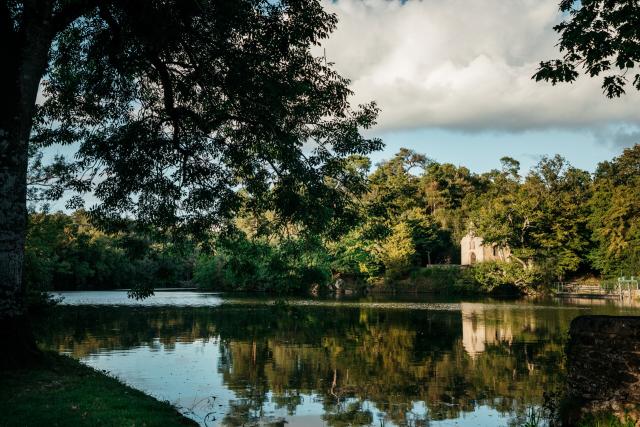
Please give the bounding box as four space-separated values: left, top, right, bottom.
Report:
36 291 640 427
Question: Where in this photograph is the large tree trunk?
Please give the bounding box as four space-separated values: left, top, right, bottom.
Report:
0 104 40 369
0 3 55 368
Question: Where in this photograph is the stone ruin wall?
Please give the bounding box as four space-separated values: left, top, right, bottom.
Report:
567 315 640 418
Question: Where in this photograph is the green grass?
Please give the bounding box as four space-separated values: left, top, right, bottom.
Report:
577 412 638 427
0 352 197 427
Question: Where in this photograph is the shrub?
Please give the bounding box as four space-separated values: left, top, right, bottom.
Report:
194 234 332 294
465 261 541 293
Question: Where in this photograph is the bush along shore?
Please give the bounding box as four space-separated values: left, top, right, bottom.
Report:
0 352 196 427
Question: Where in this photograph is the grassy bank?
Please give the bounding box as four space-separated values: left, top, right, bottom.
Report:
0 352 196 427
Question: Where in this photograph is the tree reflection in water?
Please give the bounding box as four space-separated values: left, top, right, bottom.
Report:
35 301 577 426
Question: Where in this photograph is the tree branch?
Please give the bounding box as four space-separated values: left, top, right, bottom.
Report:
51 0 99 33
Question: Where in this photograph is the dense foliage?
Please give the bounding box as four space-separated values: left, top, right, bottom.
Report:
27 144 640 295
25 211 194 293
193 234 330 294
29 0 381 235
589 147 640 276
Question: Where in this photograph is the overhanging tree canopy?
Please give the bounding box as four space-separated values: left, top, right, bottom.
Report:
534 0 640 98
32 0 381 232
0 0 381 364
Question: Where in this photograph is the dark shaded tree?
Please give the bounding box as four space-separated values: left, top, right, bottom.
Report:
0 0 381 366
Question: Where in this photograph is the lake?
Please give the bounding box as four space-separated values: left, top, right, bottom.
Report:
35 291 640 427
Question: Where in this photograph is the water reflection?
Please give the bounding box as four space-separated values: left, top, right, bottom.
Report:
34 297 640 426
51 290 224 306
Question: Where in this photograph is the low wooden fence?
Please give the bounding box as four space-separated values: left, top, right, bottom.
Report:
555 276 639 299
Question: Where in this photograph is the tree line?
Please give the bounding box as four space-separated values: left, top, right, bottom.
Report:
26 144 640 295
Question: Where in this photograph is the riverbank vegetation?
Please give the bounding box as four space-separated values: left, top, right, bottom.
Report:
0 351 196 426
26 144 640 296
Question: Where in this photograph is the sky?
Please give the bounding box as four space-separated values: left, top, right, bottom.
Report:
318 0 640 173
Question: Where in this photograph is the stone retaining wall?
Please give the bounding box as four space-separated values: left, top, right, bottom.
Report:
567 315 640 413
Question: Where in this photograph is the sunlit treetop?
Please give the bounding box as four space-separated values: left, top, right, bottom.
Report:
533 0 640 98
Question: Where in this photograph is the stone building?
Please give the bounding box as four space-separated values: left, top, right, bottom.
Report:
460 232 510 266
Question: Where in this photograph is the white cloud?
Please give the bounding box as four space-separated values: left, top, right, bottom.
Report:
320 0 640 135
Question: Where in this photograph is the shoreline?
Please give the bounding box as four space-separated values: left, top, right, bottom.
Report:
0 351 197 427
